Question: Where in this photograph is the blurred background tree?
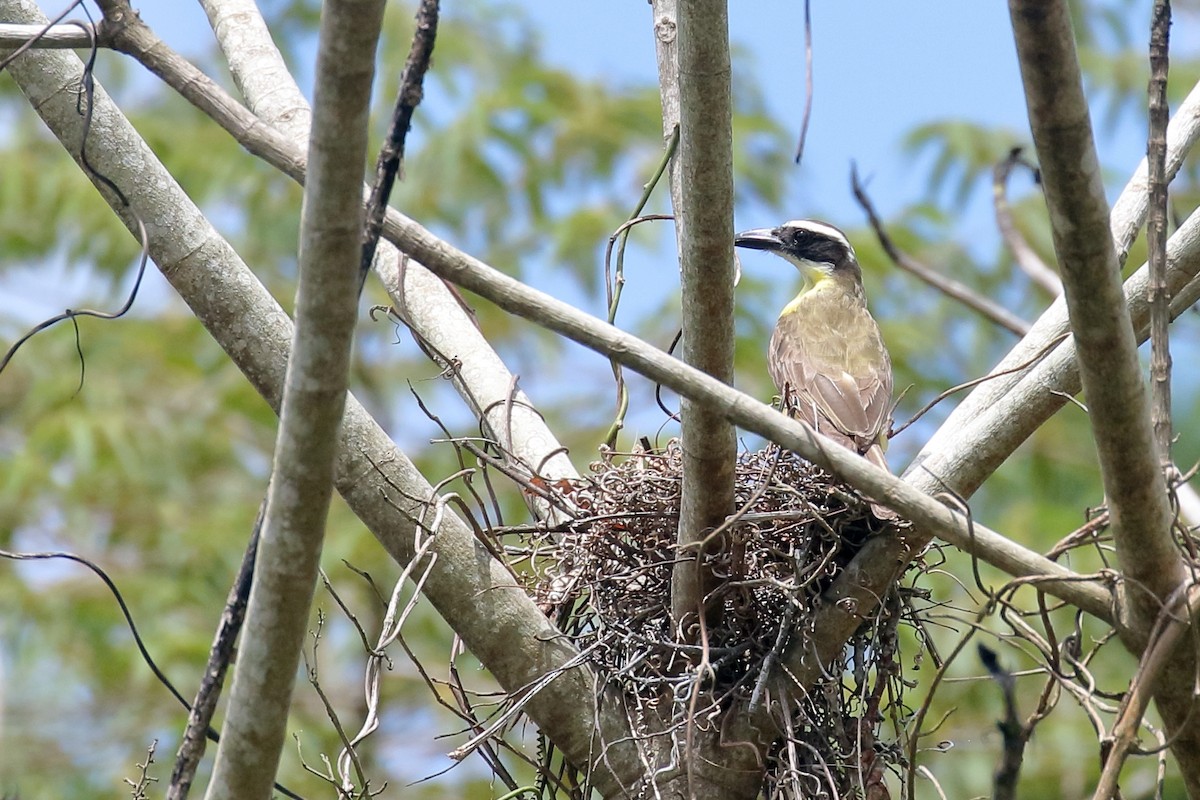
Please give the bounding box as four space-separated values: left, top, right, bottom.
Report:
2 0 1199 797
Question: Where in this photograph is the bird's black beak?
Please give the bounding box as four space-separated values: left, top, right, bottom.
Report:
733 228 782 251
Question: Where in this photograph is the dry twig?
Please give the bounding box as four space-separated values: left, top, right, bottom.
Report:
851 165 1031 336
993 147 1062 296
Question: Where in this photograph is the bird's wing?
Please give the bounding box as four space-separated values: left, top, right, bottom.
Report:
769 318 892 449
811 371 875 436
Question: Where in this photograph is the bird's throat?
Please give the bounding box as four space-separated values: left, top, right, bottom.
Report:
780 273 860 318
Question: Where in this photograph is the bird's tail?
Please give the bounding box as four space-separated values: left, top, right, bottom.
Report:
863 443 898 521
864 442 889 473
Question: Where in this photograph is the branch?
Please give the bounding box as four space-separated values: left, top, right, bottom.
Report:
852 167 1032 336
0 21 100 48
168 507 260 800
373 208 1115 622
1147 0 1173 462
651 0 739 639
979 645 1027 800
196 0 312 143
0 9 637 794
993 147 1063 295
205 0 386 796
359 0 438 287
1009 0 1181 625
916 74 1200 468
905 218 1200 536
1112 74 1200 266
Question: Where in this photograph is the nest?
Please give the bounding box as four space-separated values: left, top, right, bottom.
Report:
522 441 919 798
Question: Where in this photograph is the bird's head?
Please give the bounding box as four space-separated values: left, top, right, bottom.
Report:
734 219 862 289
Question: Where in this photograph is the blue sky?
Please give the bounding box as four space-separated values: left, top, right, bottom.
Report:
9 1 1190 441
527 2 1032 225
13 1 1159 320
132 1 1039 226
47 1 1186 453
125 0 1169 274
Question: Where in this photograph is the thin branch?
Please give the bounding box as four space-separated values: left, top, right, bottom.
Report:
993 146 1062 295
1148 0 1173 464
1092 582 1200 800
359 0 439 290
602 126 678 449
1008 0 1181 626
852 166 1031 336
978 645 1027 800
0 0 90 70
0 21 100 48
0 9 152 380
124 741 159 800
890 333 1069 439
791 0 813 165
1112 77 1200 267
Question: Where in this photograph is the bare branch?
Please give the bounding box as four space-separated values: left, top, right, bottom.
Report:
1091 582 1200 800
1009 0 1181 626
1147 0 1173 463
993 147 1063 296
359 0 439 289
791 0 813 165
168 507 262 800
1112 78 1200 266
917 75 1200 468
979 645 1027 800
197 0 312 143
0 21 99 48
852 166 1032 336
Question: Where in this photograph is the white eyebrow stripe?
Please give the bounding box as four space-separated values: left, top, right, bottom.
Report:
780 219 854 254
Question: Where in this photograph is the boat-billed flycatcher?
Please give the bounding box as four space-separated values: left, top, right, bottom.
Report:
735 220 894 474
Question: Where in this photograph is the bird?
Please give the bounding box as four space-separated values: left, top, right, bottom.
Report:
734 219 895 493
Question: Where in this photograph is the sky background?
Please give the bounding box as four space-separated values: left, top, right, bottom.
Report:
140 0 1040 227
6 0 1183 465
7 0 1193 450
9 1 1170 325
117 0 1180 312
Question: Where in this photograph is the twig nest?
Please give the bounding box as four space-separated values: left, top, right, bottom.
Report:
536 441 903 696
525 441 915 797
